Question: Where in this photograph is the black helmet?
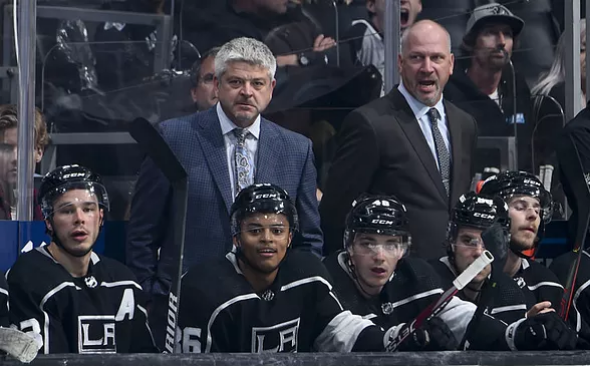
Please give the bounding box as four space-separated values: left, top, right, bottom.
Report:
38 165 110 220
479 171 553 223
343 194 411 249
449 191 510 241
230 183 298 236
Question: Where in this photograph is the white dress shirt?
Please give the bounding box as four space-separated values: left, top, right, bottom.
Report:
398 82 451 171
216 103 261 197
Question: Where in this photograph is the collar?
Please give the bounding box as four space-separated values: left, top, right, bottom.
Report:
398 81 445 121
216 102 261 139
440 256 458 277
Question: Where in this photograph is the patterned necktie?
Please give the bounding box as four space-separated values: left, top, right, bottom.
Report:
427 108 450 196
233 128 254 195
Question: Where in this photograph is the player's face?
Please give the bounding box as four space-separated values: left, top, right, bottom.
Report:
236 213 292 274
47 189 104 258
452 227 491 284
215 61 275 128
349 233 406 296
508 195 541 252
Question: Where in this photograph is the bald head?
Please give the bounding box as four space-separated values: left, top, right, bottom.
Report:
401 20 452 55
398 20 454 106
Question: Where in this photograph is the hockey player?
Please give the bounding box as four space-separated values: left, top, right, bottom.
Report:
179 184 426 353
479 171 564 309
7 165 157 354
324 194 577 351
430 192 529 324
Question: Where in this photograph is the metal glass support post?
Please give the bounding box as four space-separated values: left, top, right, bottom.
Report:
564 0 582 122
16 0 36 221
384 0 400 93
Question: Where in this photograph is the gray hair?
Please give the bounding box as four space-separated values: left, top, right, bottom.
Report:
532 19 586 96
214 37 277 80
401 21 452 55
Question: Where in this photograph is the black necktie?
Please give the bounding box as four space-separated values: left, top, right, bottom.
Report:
427 108 450 196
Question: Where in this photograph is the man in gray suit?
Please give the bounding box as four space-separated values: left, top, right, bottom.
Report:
320 20 478 260
126 37 322 347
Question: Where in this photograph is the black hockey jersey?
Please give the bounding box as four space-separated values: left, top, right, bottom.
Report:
549 250 590 346
178 250 384 353
513 258 563 309
323 252 476 342
430 257 528 324
0 272 8 328
7 247 157 354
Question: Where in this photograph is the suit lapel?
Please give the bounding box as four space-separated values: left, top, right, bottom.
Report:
445 101 463 205
391 89 447 201
255 119 282 183
194 109 233 212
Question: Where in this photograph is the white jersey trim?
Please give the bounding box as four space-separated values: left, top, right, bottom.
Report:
490 304 527 315
0 287 8 297
100 280 142 291
527 281 563 291
39 281 78 354
280 276 333 292
205 293 260 353
386 288 443 311
573 277 590 332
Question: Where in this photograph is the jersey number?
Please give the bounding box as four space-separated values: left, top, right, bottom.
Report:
181 327 202 353
20 318 43 349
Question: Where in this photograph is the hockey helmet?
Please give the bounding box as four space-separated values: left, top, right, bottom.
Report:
343 194 411 249
38 165 110 220
479 171 553 223
448 191 510 242
230 183 299 236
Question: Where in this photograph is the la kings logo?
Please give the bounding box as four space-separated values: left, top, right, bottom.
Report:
77 288 136 354
251 318 300 353
77 315 117 354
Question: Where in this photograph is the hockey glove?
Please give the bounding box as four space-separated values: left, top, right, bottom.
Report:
506 312 578 350
385 317 458 352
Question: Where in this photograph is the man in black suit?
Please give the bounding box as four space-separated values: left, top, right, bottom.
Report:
320 20 478 260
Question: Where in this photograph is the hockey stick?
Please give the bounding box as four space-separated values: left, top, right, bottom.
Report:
0 327 39 363
556 134 590 321
386 250 494 351
129 118 188 353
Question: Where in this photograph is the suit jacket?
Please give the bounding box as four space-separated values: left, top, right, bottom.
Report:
126 107 323 297
320 88 478 259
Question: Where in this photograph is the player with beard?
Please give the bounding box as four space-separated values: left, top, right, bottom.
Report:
178 184 459 353
479 171 564 311
7 165 157 354
430 192 531 325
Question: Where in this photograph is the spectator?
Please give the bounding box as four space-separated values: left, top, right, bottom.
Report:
8 165 157 354
0 144 16 220
190 47 220 111
531 20 586 168
444 3 534 172
320 20 478 259
192 0 336 68
0 104 49 220
126 37 323 348
346 0 423 91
